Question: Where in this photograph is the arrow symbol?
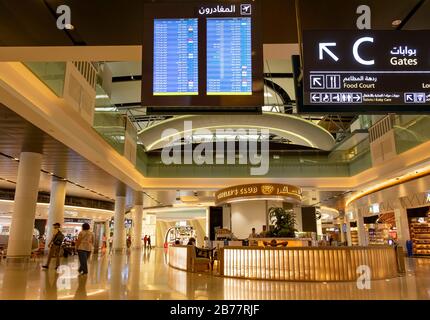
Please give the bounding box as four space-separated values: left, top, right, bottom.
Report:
311 94 320 102
312 78 322 86
319 42 339 61
353 94 362 102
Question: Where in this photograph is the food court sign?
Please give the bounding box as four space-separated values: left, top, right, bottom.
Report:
215 183 302 205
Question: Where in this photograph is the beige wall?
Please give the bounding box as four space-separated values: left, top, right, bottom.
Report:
231 200 284 239
155 218 207 247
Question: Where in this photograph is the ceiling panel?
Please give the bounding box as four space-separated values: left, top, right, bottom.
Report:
0 0 428 47
0 104 117 201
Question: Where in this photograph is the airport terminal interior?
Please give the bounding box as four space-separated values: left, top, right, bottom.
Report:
1 0 430 301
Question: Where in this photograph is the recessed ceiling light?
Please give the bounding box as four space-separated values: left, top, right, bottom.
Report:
392 19 402 27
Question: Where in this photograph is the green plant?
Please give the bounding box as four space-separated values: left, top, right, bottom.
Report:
268 207 297 237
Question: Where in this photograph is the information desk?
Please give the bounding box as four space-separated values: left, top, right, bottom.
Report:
168 245 192 271
219 246 400 281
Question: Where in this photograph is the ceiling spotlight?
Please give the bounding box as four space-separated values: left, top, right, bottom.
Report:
391 19 402 27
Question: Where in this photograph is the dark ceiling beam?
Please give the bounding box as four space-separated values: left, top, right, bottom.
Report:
42 0 87 45
396 0 427 30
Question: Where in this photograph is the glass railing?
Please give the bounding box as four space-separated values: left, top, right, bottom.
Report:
394 115 430 154
93 111 126 155
21 61 380 179
23 62 66 97
141 145 372 178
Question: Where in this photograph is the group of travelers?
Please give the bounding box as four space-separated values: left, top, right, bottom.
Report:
42 223 153 276
42 222 94 275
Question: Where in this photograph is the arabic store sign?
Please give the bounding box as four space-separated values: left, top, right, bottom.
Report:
197 3 252 16
302 30 430 111
215 183 302 205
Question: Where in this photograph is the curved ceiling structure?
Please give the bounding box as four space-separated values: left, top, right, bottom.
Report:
139 113 335 151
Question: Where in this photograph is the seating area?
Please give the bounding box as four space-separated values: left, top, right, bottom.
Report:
192 247 215 272
168 245 217 273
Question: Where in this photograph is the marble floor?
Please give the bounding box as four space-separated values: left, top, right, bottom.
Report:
0 248 429 300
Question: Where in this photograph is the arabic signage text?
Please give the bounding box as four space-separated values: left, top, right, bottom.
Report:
301 30 430 112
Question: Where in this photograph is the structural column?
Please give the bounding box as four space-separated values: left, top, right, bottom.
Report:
132 191 144 249
394 207 410 250
294 206 303 232
113 183 126 252
7 152 43 261
356 210 368 246
45 176 67 248
345 214 352 246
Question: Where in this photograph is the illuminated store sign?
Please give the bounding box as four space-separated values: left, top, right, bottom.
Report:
301 30 430 112
215 183 302 205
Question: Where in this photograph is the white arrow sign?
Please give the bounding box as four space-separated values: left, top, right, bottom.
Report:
312 78 322 86
319 42 339 61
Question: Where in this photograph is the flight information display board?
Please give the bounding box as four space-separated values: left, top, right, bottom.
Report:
153 18 198 96
301 30 430 113
207 17 252 95
142 1 263 113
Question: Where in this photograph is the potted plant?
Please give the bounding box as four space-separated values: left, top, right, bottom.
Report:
268 207 297 238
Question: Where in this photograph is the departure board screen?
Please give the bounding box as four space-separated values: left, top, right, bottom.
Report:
153 18 198 96
142 1 263 112
207 17 252 95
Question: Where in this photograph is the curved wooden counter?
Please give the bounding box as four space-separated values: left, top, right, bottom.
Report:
220 246 400 281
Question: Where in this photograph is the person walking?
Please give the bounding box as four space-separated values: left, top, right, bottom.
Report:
126 234 132 250
143 235 148 249
147 235 151 249
42 223 64 270
76 223 94 275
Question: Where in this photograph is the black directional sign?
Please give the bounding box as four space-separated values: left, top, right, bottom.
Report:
300 30 430 113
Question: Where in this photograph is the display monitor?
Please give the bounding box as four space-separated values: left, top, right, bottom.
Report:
153 18 199 96
206 17 252 95
142 1 263 113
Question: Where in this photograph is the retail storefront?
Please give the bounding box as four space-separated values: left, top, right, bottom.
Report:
347 173 430 255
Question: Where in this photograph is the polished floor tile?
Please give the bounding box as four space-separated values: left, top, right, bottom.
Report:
0 248 429 300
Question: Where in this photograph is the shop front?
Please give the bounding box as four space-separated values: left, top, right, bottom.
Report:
213 183 310 247
347 173 430 255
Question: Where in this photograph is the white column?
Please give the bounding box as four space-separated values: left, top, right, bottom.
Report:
105 220 111 240
132 192 143 249
294 206 303 232
345 214 352 246
222 204 231 230
340 220 346 243
46 177 66 247
356 210 368 246
316 219 323 239
394 207 410 250
7 152 42 260
113 184 126 252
